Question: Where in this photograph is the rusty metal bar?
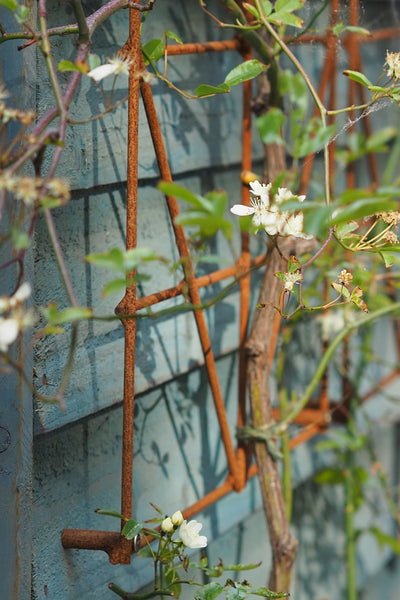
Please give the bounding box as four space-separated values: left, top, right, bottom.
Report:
139 68 240 484
166 39 241 55
236 39 253 492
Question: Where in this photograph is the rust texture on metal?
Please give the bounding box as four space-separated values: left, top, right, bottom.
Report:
61 1 400 563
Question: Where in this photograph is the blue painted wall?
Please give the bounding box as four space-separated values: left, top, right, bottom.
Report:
1 1 400 599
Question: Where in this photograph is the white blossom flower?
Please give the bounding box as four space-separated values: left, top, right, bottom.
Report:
0 317 19 352
171 510 184 526
230 182 274 229
275 187 306 205
231 180 312 239
283 271 303 292
385 50 400 80
88 56 133 82
0 282 31 313
161 517 174 533
179 520 207 549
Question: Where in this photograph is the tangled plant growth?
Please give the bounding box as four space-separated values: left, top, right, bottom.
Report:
2 0 400 598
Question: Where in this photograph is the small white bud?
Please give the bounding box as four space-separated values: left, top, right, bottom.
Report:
161 517 173 533
171 510 184 526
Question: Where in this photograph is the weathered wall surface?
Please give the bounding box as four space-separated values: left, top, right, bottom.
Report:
1 1 400 599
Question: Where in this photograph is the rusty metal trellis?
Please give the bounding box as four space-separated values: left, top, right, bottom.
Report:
61 1 400 566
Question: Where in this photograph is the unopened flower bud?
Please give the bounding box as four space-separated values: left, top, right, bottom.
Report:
161 517 173 533
171 510 183 526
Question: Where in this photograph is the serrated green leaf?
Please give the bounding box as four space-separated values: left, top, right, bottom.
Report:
122 519 142 540
194 582 224 600
343 70 373 88
195 83 231 97
224 60 267 87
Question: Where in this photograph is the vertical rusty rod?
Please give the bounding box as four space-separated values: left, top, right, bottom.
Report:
114 6 141 564
236 40 253 491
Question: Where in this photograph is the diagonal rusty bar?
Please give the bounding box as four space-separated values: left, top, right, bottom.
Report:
138 65 240 487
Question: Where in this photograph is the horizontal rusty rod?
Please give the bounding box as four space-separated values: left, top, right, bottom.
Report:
61 530 138 565
166 39 241 55
134 254 267 311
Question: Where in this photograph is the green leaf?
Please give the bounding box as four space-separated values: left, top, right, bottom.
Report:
379 251 395 268
314 468 346 485
95 508 125 519
194 582 224 600
251 589 289 598
86 247 159 274
42 304 92 325
269 10 303 28
137 545 155 558
11 226 29 250
255 108 286 145
365 127 397 152
259 1 273 16
142 38 164 64
122 519 142 540
294 121 336 158
88 54 101 71
0 0 16 10
343 70 373 88
331 197 397 225
58 60 85 73
195 83 231 97
242 3 260 19
224 60 268 87
370 526 400 553
158 181 209 209
332 23 370 36
275 0 305 11
164 30 183 44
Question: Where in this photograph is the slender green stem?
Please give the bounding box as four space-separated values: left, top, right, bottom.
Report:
278 301 400 431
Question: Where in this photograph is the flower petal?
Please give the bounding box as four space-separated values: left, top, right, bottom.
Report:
88 63 119 82
230 204 255 216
